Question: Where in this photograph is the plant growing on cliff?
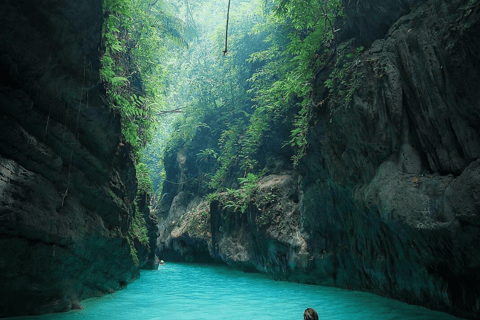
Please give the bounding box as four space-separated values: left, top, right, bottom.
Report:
136 162 152 194
101 0 188 267
238 173 259 212
101 0 187 158
102 0 146 156
246 0 344 166
131 203 149 247
197 148 218 162
238 173 259 194
325 45 365 108
126 197 150 266
209 173 259 214
151 0 346 200
185 203 211 238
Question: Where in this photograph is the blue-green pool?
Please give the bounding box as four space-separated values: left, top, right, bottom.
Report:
9 263 464 319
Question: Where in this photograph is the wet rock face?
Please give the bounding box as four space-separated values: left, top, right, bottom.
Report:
0 0 152 317
341 0 425 45
301 0 480 318
158 171 305 274
158 0 480 318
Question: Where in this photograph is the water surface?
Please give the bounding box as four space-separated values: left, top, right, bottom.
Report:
11 263 464 320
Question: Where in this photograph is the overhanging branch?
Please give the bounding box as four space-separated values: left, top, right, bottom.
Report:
157 107 183 116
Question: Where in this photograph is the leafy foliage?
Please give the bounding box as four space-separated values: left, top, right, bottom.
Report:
247 0 343 166
325 45 365 107
185 203 211 238
209 173 259 214
136 162 153 194
101 0 187 158
102 0 188 265
154 0 269 193
144 0 349 210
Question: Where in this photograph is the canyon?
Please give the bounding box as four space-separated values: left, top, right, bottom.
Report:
157 0 480 319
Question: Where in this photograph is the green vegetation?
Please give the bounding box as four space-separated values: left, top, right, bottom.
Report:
185 203 211 238
101 0 189 266
157 0 346 189
132 199 150 244
126 198 151 267
247 0 344 166
101 0 187 158
107 188 123 208
126 236 139 266
325 45 365 109
104 0 353 229
141 1 332 206
237 173 259 212
135 162 152 194
210 173 260 214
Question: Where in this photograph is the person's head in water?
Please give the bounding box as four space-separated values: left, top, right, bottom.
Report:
304 308 318 320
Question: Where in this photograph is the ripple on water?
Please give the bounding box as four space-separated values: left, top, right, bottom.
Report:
7 263 465 320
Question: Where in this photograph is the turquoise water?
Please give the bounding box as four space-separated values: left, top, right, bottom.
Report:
10 263 463 320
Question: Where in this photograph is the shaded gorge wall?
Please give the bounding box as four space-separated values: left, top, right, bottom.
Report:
0 0 155 317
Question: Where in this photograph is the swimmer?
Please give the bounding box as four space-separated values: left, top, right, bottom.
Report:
304 308 318 320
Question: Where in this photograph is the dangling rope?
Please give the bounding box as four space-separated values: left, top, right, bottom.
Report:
223 0 231 55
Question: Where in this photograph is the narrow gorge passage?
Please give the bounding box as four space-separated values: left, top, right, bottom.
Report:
1 0 479 319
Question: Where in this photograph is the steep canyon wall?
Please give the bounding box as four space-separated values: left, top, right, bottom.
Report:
0 0 155 317
157 0 480 318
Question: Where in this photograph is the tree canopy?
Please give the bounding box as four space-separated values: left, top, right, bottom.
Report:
102 0 351 198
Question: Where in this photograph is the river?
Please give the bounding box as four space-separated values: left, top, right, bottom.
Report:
8 263 464 319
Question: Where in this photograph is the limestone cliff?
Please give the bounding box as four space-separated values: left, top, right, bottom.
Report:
0 0 155 317
157 0 480 318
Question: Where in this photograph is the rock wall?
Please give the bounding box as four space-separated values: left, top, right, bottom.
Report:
300 0 480 317
157 0 480 318
0 0 154 317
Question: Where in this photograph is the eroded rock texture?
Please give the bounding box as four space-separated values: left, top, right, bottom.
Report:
0 0 154 317
300 0 480 317
158 0 480 318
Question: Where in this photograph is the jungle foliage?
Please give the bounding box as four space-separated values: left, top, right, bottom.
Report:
248 0 343 166
151 0 346 197
101 0 190 265
101 0 187 158
114 0 352 211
